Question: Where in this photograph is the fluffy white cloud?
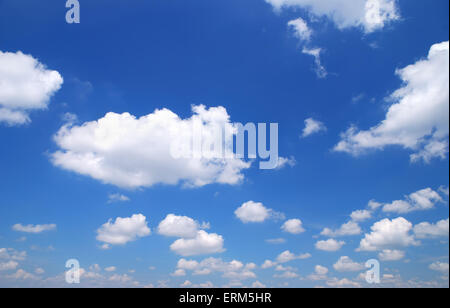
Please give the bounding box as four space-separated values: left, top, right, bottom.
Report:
358 217 419 251
235 201 284 223
326 277 361 288
315 265 329 276
281 219 305 234
429 262 449 274
315 239 345 252
0 261 19 271
350 210 372 222
170 231 225 256
383 188 443 214
261 260 277 269
378 249 405 261
157 214 208 238
12 224 56 234
0 51 63 126
51 105 251 189
266 0 399 33
104 266 116 272
288 18 312 42
0 248 26 261
333 256 364 272
301 118 327 138
321 221 362 237
177 257 256 281
276 250 310 263
96 214 151 246
335 41 449 163
414 218 449 239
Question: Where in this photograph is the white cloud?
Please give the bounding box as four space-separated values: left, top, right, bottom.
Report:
0 248 26 261
6 269 37 280
177 257 256 281
276 156 297 170
429 262 449 274
12 224 56 234
252 281 267 288
235 201 284 223
315 265 329 276
261 260 277 269
288 18 312 42
378 249 405 261
383 188 443 214
414 218 449 239
276 250 310 263
315 239 345 252
321 221 362 237
358 217 419 251
350 210 372 222
281 219 305 234
0 261 19 271
368 200 382 210
157 214 208 238
334 41 449 163
107 193 130 203
326 277 361 288
104 266 116 272
34 268 45 275
96 214 151 246
0 50 63 126
170 231 225 257
51 105 251 189
301 48 328 78
266 0 399 33
171 269 186 277
333 256 365 272
302 118 327 138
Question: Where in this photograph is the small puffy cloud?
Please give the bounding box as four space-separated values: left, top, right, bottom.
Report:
252 281 266 288
315 239 345 252
0 261 19 271
429 262 449 274
266 0 399 33
6 269 37 281
171 269 186 277
96 214 151 246
334 41 449 163
302 48 328 78
235 201 284 223
12 224 56 234
414 218 449 239
383 188 443 214
51 105 251 189
350 210 372 222
276 156 297 170
157 214 208 238
276 250 310 263
301 118 327 138
0 50 63 126
261 260 277 269
107 193 130 203
104 266 116 272
321 221 362 237
378 249 405 261
177 257 256 281
281 219 305 234
0 248 27 261
315 265 329 276
358 217 419 251
326 277 361 288
34 268 45 275
288 18 312 42
170 231 225 257
333 256 365 272
368 200 382 210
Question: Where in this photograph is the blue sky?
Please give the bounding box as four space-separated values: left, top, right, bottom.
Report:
0 0 448 288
